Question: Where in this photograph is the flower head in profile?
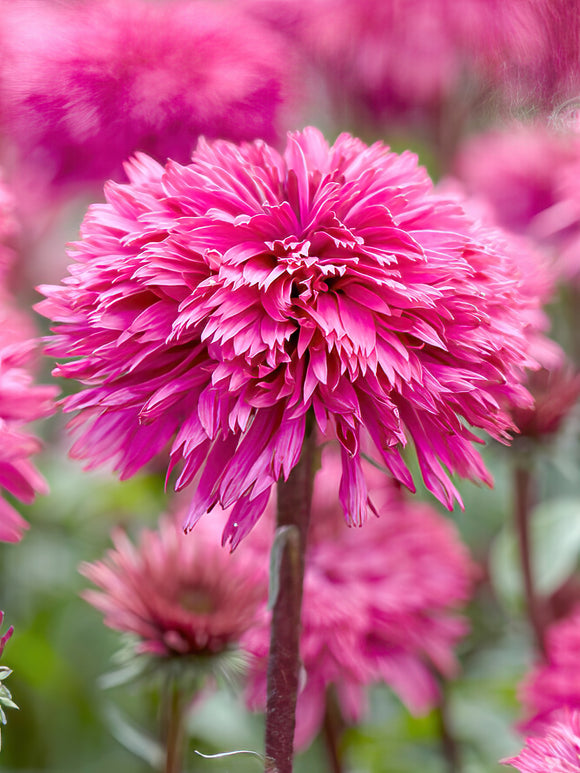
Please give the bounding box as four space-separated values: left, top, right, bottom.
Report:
510 363 580 441
39 127 537 547
1 0 286 194
520 605 580 732
502 709 580 772
243 447 475 748
81 513 266 664
0 299 56 543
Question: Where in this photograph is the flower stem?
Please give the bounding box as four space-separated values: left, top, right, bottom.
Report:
435 681 461 773
514 465 546 656
264 425 316 773
163 680 186 773
322 688 345 773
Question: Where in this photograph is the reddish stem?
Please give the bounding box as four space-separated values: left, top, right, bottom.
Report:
514 465 546 657
264 428 316 773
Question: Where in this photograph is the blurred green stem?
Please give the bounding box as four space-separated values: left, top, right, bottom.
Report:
163 680 186 773
514 465 546 656
264 424 316 773
435 681 461 773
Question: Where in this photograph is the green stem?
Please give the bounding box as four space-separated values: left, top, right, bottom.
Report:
435 682 461 773
264 426 316 773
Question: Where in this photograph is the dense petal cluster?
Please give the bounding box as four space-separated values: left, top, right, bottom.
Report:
520 605 580 732
0 0 286 193
454 123 580 285
80 514 266 658
0 299 56 543
39 127 536 546
503 710 580 772
243 448 475 748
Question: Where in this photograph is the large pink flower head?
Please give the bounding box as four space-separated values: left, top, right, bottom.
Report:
244 447 475 748
0 0 286 194
502 710 580 773
454 123 580 285
520 606 580 732
80 513 266 660
0 299 56 543
38 127 537 547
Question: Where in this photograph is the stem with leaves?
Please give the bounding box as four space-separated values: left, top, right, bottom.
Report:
264 425 316 773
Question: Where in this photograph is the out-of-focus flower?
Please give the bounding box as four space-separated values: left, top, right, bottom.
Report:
38 127 537 547
0 612 12 660
510 364 580 440
520 605 580 732
243 447 475 749
502 709 580 772
243 0 556 127
80 513 266 665
0 300 56 543
0 178 18 280
454 123 580 285
0 0 287 195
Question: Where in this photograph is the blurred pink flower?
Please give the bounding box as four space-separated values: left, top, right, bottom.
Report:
520 605 580 732
243 0 554 126
0 611 13 658
0 0 286 194
243 447 475 748
0 177 18 280
81 513 266 659
511 364 580 440
0 300 56 543
454 123 580 285
502 709 580 772
39 127 536 547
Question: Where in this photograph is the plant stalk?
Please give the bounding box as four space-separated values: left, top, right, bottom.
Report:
264 426 316 773
514 465 546 656
163 680 186 773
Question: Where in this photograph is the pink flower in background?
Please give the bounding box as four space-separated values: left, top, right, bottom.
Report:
454 123 580 285
502 710 580 772
0 0 286 194
81 513 266 659
511 364 580 440
0 300 56 543
243 0 553 126
244 448 475 748
0 611 13 659
39 127 536 547
0 178 18 280
520 605 580 732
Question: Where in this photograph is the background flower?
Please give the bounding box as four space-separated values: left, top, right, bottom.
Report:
38 128 539 546
502 709 580 772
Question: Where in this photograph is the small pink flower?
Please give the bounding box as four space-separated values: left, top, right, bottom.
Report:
0 299 56 543
502 709 580 772
243 447 475 748
81 513 266 659
511 364 580 440
520 606 580 732
39 127 537 546
1 0 287 194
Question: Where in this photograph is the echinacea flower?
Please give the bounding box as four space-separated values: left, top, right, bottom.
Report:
80 513 266 663
502 709 580 772
0 299 56 543
453 123 580 285
0 0 286 194
510 364 580 440
520 605 580 732
243 447 475 748
38 127 537 547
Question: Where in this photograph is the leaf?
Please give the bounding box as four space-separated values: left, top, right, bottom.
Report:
102 703 164 769
490 498 580 605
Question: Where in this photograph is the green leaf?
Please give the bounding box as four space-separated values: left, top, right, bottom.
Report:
490 498 580 605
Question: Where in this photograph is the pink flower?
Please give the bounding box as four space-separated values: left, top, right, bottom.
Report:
453 123 580 285
502 710 580 772
80 513 266 659
243 447 475 748
520 606 580 732
511 364 580 440
38 127 536 547
0 177 18 280
0 611 12 659
243 0 553 125
0 0 286 194
0 299 56 543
